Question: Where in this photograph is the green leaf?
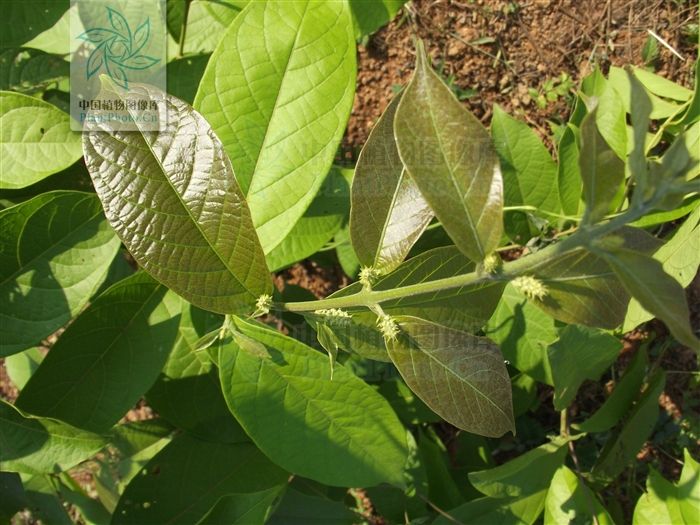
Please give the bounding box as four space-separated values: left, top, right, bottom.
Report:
146 302 248 443
351 93 433 274
486 283 556 385
0 91 82 189
394 41 503 262
575 349 647 433
198 487 284 525
166 54 210 104
348 0 407 39
600 247 700 352
173 0 248 55
0 191 119 357
112 433 287 525
4 347 44 390
218 317 409 487
387 316 514 437
266 166 349 272
20 475 73 525
194 0 356 253
624 206 700 331
595 81 628 159
591 370 665 485
433 491 546 525
557 124 583 217
579 103 625 224
469 436 570 499
0 400 105 474
16 273 181 433
608 66 683 120
628 68 653 201
632 67 693 101
418 427 464 510
0 48 69 93
491 104 559 217
547 324 621 411
83 81 271 315
0 471 26 521
267 490 356 525
544 465 615 525
1 1 69 47
633 449 699 525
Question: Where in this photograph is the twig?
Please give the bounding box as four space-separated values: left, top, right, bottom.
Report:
177 0 192 58
647 29 685 61
416 492 464 525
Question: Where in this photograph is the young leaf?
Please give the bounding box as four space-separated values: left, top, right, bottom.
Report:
350 93 433 275
0 91 82 189
83 81 271 315
591 370 665 485
112 433 287 525
218 317 409 488
469 436 570 499
579 103 625 224
0 400 105 475
575 349 648 433
486 283 556 385
0 191 120 357
146 302 247 443
547 325 622 411
16 273 181 433
544 465 615 525
491 104 559 238
194 0 356 254
599 248 700 352
386 316 514 437
394 41 503 263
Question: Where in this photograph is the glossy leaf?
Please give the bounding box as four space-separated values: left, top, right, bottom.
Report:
266 166 349 272
146 302 247 442
0 400 105 475
194 0 356 253
0 191 119 356
1 91 82 189
83 81 271 314
544 465 615 525
600 248 700 352
16 273 181 433
113 433 287 525
624 206 700 331
576 349 647 433
547 325 622 411
387 316 514 437
633 450 700 525
579 103 625 224
350 93 433 274
0 48 69 93
348 0 407 38
591 371 665 485
469 437 569 499
394 41 503 262
486 283 556 385
218 317 409 487
491 104 559 233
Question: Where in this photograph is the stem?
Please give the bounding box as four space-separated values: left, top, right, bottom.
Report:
276 204 646 314
177 0 192 58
